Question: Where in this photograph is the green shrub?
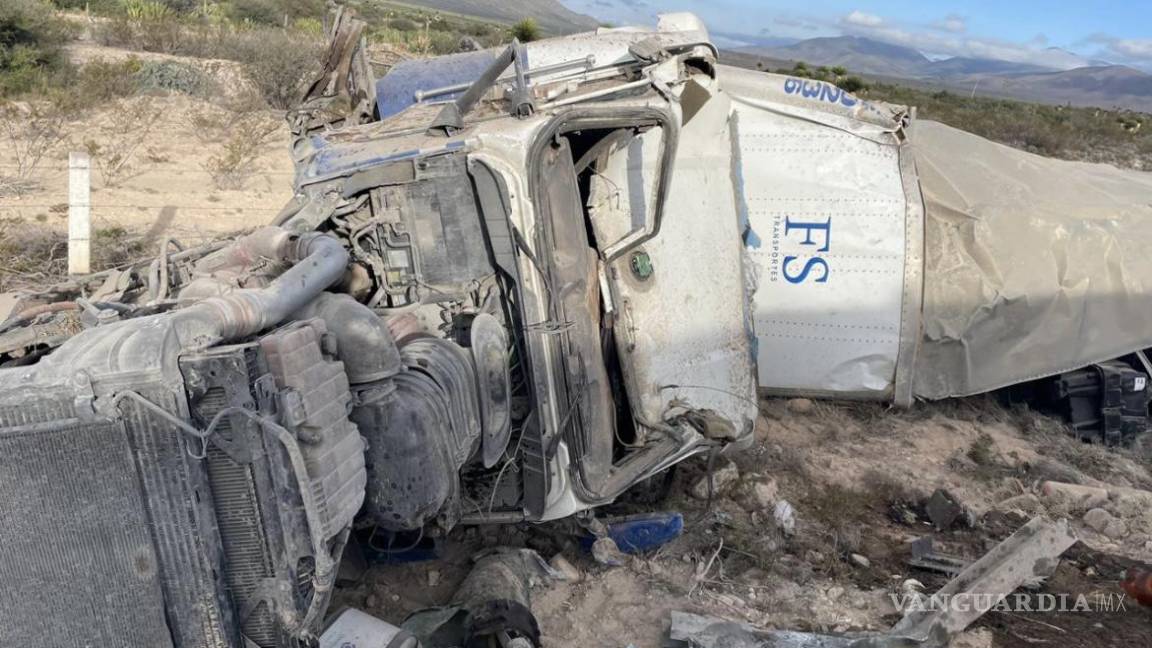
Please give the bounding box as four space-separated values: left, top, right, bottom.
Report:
836 76 867 93
75 57 142 101
135 59 212 95
227 0 281 26
510 18 539 42
0 0 75 96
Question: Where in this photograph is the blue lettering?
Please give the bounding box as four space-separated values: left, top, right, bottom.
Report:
783 257 829 283
784 217 831 252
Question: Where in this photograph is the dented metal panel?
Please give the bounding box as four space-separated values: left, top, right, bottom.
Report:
722 65 914 399
589 79 757 438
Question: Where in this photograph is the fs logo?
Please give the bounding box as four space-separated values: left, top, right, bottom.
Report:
782 217 830 284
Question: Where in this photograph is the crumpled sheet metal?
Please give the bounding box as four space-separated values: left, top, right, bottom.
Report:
912 119 1152 399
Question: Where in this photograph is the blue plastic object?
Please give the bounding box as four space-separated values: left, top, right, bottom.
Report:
580 512 684 554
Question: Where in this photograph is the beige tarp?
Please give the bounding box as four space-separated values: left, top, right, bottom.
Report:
912 119 1152 399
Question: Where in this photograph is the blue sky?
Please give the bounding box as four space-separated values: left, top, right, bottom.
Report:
561 0 1152 70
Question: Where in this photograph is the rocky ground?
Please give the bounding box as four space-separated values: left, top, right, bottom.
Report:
333 396 1152 648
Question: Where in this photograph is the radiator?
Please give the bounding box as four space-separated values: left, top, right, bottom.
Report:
0 316 364 647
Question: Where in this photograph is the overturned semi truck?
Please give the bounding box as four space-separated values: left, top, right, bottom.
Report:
1 10 1151 647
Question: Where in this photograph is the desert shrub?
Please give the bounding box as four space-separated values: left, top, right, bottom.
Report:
95 0 185 53
229 28 321 109
135 59 211 95
74 57 142 101
0 220 148 291
83 97 164 186
510 18 539 43
202 113 279 189
226 0 324 26
0 0 75 96
227 0 281 26
0 101 67 195
389 17 419 32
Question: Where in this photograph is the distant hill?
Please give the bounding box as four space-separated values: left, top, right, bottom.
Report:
752 36 929 77
921 57 1051 76
734 35 1152 112
389 0 600 35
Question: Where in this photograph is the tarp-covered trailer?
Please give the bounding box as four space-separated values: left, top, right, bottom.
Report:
729 64 1152 436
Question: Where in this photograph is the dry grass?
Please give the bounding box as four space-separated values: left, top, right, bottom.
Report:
0 219 148 292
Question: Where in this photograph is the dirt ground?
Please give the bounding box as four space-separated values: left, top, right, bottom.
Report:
1 41 294 245
333 397 1152 648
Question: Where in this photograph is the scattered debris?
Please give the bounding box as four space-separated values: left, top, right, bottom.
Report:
404 548 546 648
925 489 968 530
906 537 969 576
885 516 1078 647
669 516 1078 648
849 553 871 569
774 500 797 536
320 608 419 648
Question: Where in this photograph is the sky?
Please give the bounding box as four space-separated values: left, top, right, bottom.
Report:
560 0 1152 71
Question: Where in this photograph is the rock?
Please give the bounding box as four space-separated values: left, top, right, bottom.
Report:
901 578 925 594
850 553 871 568
690 460 740 499
1082 505 1119 535
1103 518 1130 540
773 499 797 536
739 477 779 511
591 536 627 567
1041 481 1109 511
826 586 844 601
994 493 1044 515
925 488 967 530
365 593 379 607
427 569 441 587
786 398 815 414
549 554 583 582
951 628 994 648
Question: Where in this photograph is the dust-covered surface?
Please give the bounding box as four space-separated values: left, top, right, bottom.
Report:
334 396 1152 647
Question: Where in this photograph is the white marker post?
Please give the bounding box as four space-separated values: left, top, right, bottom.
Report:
68 151 91 275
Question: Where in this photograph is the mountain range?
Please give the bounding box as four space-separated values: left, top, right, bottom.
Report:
737 36 1152 111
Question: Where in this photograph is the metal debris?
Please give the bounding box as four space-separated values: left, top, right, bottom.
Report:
669 516 1078 648
906 537 969 576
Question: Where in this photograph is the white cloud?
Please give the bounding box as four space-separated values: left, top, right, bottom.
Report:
930 14 966 34
838 13 1090 69
1110 39 1152 60
843 11 884 28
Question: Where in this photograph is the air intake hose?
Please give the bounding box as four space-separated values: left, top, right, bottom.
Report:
174 227 349 347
